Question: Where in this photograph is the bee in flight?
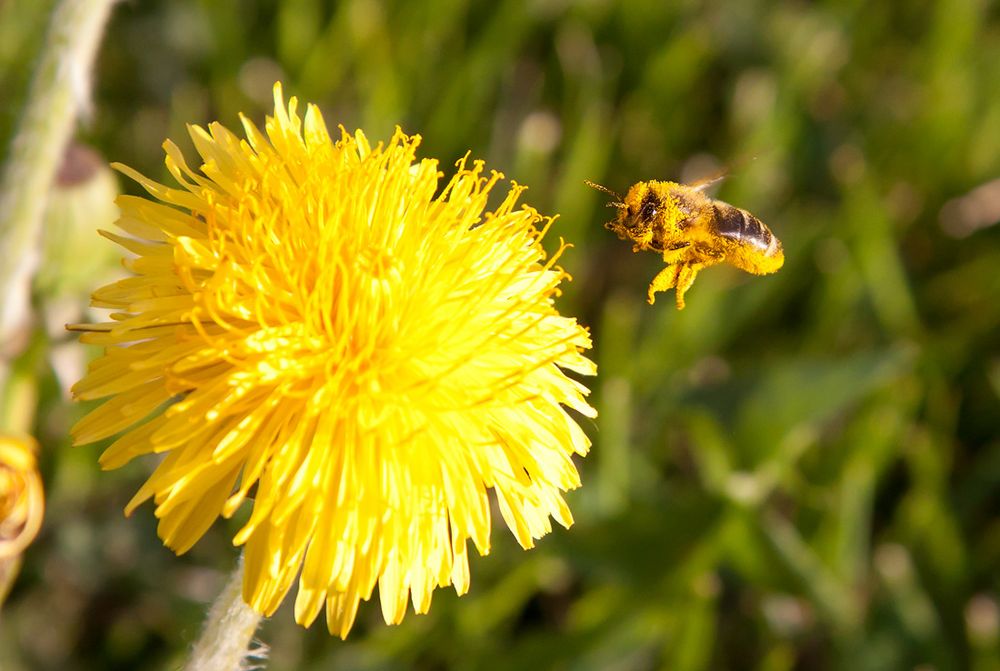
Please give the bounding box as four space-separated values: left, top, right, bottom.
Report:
587 175 784 309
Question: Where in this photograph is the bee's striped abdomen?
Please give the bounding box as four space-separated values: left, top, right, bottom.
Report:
712 203 780 257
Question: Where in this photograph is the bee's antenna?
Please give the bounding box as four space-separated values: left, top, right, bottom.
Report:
585 180 627 209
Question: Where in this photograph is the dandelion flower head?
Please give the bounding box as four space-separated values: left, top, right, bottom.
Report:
71 83 596 636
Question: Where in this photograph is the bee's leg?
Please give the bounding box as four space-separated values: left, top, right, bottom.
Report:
660 242 691 265
647 264 682 305
673 263 703 310
631 228 655 252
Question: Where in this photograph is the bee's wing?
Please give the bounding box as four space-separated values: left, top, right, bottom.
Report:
689 171 727 192
687 155 758 191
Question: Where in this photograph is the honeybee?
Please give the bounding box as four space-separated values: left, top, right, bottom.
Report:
587 175 784 309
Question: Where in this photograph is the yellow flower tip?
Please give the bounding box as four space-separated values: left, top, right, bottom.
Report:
0 434 45 559
272 80 283 98
71 82 596 636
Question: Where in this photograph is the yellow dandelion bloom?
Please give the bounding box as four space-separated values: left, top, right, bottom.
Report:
0 434 44 559
71 83 596 637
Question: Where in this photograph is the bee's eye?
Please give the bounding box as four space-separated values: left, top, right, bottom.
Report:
636 191 661 222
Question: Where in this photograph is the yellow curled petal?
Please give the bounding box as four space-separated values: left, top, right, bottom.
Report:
0 434 45 559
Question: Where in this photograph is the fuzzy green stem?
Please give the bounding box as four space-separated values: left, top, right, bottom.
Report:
184 558 265 671
0 0 117 380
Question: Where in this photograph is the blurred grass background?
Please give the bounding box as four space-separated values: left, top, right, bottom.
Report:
2 0 999 669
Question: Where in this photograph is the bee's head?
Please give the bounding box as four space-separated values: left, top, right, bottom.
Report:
622 183 664 227
586 180 653 240
609 182 683 246
587 180 695 246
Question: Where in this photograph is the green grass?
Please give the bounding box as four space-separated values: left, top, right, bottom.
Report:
2 1 998 669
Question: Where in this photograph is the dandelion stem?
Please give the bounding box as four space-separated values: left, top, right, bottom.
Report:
0 0 117 381
185 557 265 671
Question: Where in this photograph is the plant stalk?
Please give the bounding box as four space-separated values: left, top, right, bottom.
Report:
0 0 117 385
184 557 266 671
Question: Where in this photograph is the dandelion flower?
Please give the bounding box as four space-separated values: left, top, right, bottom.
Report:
71 83 596 637
0 434 44 559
